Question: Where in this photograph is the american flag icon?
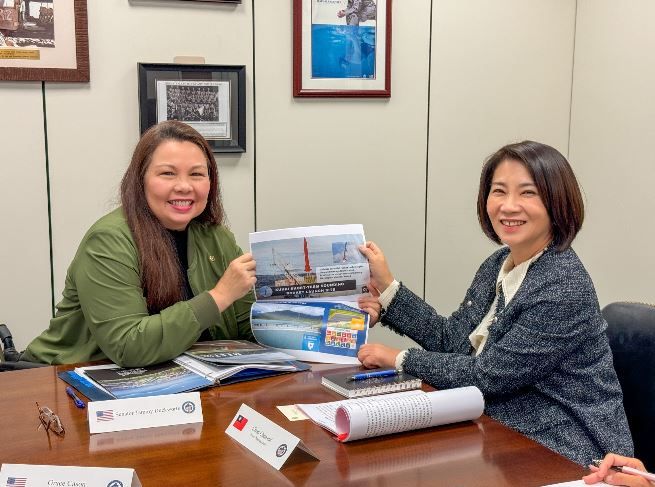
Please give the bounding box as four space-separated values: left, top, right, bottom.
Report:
96 410 114 422
6 478 27 487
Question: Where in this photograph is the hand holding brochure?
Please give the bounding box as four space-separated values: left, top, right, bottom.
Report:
297 386 484 441
249 225 371 364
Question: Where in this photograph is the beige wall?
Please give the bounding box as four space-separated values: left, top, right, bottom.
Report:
425 0 576 312
1 0 654 352
0 83 52 350
569 0 655 305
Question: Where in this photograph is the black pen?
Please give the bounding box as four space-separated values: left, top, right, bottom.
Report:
592 459 655 482
66 386 86 409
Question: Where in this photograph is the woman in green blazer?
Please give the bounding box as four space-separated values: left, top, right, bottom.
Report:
23 121 256 367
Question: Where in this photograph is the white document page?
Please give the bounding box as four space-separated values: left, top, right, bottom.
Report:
298 387 483 441
297 390 425 435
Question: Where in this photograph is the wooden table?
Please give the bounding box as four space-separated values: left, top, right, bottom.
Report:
0 364 585 486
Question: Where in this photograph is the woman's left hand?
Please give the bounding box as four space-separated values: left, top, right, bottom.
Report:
358 296 381 326
358 343 400 369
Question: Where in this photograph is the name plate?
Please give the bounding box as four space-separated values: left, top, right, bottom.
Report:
0 464 140 487
226 404 319 470
88 392 203 434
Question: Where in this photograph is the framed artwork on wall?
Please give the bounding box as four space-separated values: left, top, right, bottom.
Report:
293 0 391 98
138 63 246 153
0 0 89 82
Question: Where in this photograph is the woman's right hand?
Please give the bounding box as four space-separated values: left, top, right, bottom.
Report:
210 253 257 312
358 241 394 294
583 454 652 486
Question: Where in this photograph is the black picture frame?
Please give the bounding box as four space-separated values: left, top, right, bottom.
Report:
138 63 246 153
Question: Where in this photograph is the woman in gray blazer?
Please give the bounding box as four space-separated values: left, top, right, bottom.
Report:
357 140 633 465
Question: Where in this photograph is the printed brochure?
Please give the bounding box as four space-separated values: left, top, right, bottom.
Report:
250 225 371 364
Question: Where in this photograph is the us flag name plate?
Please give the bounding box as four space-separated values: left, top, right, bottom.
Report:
226 403 319 470
0 464 141 487
87 392 203 434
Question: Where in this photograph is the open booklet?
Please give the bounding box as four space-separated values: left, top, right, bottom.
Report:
59 340 310 401
249 225 371 364
296 386 484 441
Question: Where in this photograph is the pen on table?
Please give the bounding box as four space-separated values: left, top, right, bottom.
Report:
348 369 399 381
592 459 655 482
66 386 86 409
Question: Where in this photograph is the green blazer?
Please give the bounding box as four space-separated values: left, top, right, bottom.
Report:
24 208 254 367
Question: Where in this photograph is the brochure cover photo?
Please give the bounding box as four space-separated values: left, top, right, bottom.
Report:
250 301 368 363
250 224 369 301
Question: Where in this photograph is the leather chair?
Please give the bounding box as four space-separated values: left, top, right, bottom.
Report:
0 323 46 371
603 302 655 470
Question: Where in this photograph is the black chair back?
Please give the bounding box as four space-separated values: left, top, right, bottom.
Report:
0 323 47 372
603 302 655 470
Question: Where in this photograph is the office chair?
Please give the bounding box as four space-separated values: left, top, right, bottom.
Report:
603 302 655 470
0 323 47 371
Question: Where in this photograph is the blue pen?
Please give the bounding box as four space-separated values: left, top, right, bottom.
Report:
348 369 399 381
66 386 86 409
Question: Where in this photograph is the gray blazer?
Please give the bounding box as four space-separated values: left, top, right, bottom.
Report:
383 246 633 465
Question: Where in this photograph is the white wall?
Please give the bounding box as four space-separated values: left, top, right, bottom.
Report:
0 83 52 350
1 0 654 352
569 0 655 306
425 0 576 312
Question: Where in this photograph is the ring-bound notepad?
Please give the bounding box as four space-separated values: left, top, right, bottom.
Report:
321 370 422 398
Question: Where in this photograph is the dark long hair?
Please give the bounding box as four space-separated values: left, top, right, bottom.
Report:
477 140 584 251
120 121 224 313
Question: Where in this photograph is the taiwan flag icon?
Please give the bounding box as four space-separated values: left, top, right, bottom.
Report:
233 414 248 431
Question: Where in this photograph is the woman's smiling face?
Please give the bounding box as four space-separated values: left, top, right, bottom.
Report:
486 158 552 264
144 139 210 231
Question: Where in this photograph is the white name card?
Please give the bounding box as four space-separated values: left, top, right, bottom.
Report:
87 392 203 434
226 404 319 470
0 464 141 487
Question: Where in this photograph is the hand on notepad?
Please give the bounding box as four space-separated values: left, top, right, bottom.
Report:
358 343 400 369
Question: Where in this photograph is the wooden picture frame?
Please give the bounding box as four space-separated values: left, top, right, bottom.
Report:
138 63 246 153
293 0 391 98
0 0 89 82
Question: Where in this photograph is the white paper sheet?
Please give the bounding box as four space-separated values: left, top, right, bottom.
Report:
298 387 483 441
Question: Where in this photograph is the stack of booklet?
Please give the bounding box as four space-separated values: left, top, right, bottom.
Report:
60 340 310 401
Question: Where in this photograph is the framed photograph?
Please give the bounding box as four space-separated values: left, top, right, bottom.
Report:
293 0 391 98
0 0 89 82
138 63 246 153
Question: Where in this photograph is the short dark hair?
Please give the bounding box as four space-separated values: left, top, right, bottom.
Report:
477 140 584 251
